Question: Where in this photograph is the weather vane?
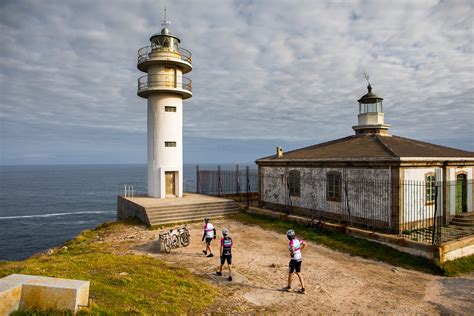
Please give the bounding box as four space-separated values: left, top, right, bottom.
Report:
363 71 371 86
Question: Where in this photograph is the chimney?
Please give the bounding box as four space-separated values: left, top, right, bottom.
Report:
277 146 283 158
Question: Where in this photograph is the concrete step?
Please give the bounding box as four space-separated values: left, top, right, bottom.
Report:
146 203 239 213
146 203 239 215
454 212 474 218
148 210 240 226
146 201 237 212
451 216 474 222
148 207 240 221
449 221 474 227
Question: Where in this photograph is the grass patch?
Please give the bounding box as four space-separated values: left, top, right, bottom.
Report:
0 221 218 314
230 212 446 275
441 255 474 276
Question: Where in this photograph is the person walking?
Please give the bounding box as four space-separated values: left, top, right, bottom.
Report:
284 229 306 293
216 228 233 281
202 217 216 257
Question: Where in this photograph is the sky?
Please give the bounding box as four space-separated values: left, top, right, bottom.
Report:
0 0 473 165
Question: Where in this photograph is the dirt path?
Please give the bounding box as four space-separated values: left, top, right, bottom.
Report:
105 219 474 314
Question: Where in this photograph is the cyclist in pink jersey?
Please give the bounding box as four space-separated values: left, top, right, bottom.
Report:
216 228 233 281
283 229 306 293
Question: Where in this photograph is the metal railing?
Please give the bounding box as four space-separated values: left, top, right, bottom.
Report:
118 182 147 198
137 74 192 94
196 166 258 196
194 165 259 206
259 173 473 245
137 45 192 65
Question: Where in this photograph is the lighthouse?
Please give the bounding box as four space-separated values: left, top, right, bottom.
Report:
137 12 192 198
352 78 390 136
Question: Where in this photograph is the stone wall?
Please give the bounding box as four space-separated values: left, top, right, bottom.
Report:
260 166 392 228
116 196 149 224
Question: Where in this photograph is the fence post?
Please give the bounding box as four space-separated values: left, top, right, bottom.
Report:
218 165 222 196
246 166 250 207
196 165 200 193
344 179 352 227
432 184 439 245
236 165 240 195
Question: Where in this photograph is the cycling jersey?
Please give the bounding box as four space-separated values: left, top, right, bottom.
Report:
288 239 304 261
221 237 233 255
204 223 215 238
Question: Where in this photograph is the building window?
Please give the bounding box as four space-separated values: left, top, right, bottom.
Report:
425 173 436 204
165 141 176 147
327 172 341 202
288 170 300 197
165 106 176 112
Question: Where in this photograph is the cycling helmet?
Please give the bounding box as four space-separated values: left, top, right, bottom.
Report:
222 228 229 236
286 229 295 240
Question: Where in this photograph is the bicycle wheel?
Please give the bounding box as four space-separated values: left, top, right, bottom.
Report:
163 238 172 253
171 234 180 248
181 232 190 247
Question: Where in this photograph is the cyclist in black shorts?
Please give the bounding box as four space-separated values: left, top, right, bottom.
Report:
202 217 216 257
284 229 306 293
216 228 233 281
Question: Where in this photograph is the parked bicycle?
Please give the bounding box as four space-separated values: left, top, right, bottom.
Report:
158 225 190 253
177 225 190 247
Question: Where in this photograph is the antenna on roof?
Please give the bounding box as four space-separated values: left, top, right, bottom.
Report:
363 71 371 86
162 6 171 28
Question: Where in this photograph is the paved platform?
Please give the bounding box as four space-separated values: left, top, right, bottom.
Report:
124 193 235 208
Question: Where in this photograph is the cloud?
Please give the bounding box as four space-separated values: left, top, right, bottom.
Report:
0 0 473 164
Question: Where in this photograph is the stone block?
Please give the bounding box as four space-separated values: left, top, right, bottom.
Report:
0 281 22 316
0 274 89 315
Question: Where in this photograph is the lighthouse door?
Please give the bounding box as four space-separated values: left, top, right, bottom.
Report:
165 171 176 196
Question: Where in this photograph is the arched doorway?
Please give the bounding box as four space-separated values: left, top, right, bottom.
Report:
456 174 467 213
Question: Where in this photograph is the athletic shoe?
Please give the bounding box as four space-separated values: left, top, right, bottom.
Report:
202 250 207 255
298 288 306 294
228 276 232 281
207 253 214 257
216 272 222 276
283 286 291 292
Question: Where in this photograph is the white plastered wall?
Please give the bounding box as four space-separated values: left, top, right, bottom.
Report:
147 92 183 198
402 167 442 224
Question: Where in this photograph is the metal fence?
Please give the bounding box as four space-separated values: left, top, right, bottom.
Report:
260 174 393 231
196 165 258 196
259 173 473 245
118 167 471 245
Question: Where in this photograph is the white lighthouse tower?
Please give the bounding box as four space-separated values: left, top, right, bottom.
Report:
137 12 192 198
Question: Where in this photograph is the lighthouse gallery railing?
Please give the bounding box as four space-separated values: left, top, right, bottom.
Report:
137 74 192 94
137 45 192 65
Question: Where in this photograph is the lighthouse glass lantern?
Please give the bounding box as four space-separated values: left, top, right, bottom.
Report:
352 83 390 135
358 84 383 114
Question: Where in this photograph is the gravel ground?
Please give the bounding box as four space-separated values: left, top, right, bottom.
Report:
103 218 474 315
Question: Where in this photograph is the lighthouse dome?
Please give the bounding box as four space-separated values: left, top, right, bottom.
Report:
358 84 383 104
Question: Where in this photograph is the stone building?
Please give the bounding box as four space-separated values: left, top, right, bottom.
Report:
256 84 474 233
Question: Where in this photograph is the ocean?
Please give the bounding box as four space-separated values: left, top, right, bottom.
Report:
0 163 254 261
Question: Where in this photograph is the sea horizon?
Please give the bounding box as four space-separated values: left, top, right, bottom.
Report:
0 163 256 261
